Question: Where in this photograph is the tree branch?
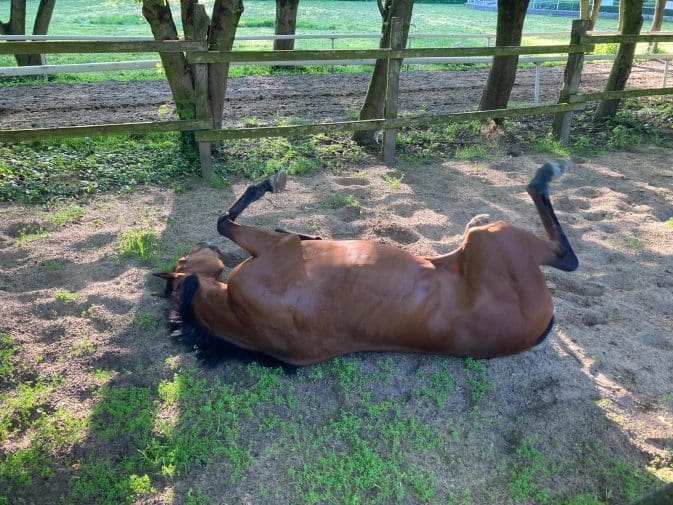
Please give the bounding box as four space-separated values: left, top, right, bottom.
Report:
32 0 56 35
180 0 198 40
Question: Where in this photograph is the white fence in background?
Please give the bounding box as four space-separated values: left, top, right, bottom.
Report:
1 32 672 105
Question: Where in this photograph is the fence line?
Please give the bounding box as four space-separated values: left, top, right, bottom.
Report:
1 24 672 169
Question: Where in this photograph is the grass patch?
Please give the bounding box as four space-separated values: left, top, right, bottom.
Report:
624 237 643 249
49 205 84 226
69 337 95 357
382 173 404 190
322 192 362 212
116 227 161 263
508 436 552 503
0 333 18 383
215 133 367 182
40 259 66 271
531 133 570 157
136 311 159 332
464 358 494 403
665 218 673 229
55 290 78 304
1 377 58 441
15 224 49 246
0 133 198 204
413 362 455 407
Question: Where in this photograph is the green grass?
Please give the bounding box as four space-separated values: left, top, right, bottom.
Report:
40 259 66 271
322 191 362 212
55 289 78 304
136 311 159 332
463 358 494 404
666 218 673 229
0 133 198 204
14 224 49 245
49 205 84 225
413 362 455 407
69 337 95 357
0 333 18 382
455 143 493 161
215 133 366 183
1 377 59 441
381 173 404 190
116 227 161 263
532 133 570 157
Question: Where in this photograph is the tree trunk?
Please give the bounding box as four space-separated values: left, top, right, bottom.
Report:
580 0 590 19
594 0 643 120
648 0 666 53
273 0 299 51
589 0 602 30
478 0 530 116
352 0 413 146
0 0 55 66
142 0 196 121
209 0 244 129
618 0 625 31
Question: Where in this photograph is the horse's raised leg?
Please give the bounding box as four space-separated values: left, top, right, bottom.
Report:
527 162 579 272
225 172 287 222
217 172 289 257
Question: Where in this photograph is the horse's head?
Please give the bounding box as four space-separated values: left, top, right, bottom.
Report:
153 241 225 297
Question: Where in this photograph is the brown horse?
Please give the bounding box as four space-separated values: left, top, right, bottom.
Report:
156 162 578 366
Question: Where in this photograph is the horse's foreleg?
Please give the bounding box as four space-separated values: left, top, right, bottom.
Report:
224 172 287 222
216 172 288 256
527 162 579 272
217 219 285 257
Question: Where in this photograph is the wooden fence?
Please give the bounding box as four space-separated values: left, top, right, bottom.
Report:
1 19 672 175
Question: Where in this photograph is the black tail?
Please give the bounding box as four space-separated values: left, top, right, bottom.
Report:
168 274 298 373
527 161 579 272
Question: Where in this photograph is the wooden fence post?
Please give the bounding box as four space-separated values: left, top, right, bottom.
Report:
383 17 404 166
552 19 589 143
193 4 213 179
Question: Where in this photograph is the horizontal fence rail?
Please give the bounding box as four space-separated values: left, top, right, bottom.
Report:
186 45 585 64
0 30 599 43
0 40 206 54
582 32 673 44
0 120 212 142
3 52 673 78
194 103 586 142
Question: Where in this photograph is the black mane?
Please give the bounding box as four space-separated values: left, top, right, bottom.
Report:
168 274 297 373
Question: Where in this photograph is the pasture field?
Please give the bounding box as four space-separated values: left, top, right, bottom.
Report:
1 0 672 83
1 107 673 503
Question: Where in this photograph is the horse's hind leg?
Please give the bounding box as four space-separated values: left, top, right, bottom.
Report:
527 162 579 272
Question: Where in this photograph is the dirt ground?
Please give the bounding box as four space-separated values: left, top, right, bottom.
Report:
1 146 672 502
0 60 670 128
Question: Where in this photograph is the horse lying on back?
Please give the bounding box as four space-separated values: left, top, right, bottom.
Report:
156 163 578 366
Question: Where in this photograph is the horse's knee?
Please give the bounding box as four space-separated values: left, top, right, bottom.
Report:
217 214 234 238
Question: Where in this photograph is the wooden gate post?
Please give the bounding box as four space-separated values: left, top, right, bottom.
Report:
193 4 213 179
383 17 404 166
552 19 589 143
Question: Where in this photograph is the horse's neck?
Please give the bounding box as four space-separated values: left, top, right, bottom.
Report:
192 280 243 336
